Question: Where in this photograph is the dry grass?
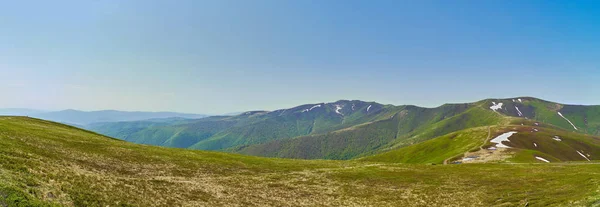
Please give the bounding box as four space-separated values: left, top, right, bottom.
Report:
2 117 600 206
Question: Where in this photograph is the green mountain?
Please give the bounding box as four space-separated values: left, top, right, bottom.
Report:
3 116 600 206
362 121 600 164
88 100 394 150
234 97 600 160
87 97 600 161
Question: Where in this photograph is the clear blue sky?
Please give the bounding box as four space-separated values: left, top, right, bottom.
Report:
1 0 599 114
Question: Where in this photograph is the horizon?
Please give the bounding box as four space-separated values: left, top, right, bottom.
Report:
2 95 598 115
1 1 599 114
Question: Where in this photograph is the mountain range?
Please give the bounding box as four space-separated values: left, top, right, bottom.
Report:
86 97 600 162
2 97 600 206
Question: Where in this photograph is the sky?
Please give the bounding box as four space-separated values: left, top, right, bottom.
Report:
1 0 599 114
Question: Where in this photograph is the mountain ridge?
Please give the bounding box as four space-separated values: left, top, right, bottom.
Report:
85 96 600 161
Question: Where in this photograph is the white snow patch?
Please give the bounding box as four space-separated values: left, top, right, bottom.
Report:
515 106 523 117
334 105 344 115
490 102 503 111
352 104 356 111
557 112 578 130
535 156 550 163
518 98 522 102
577 151 591 161
279 109 287 116
512 99 516 102
490 131 518 148
302 105 321 112
367 105 372 112
533 128 539 132
533 143 538 147
552 136 562 142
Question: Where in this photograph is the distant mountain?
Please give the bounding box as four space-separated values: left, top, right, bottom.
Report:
0 109 208 125
87 97 600 161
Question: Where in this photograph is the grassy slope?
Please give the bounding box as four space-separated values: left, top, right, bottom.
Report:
363 120 600 164
234 104 503 160
2 117 600 206
361 126 490 164
488 97 600 136
501 125 600 162
90 101 395 152
86 98 600 159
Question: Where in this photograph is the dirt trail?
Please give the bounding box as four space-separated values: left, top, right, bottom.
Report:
443 126 491 165
479 126 492 150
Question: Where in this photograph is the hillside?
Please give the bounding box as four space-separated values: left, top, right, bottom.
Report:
2 116 600 206
362 120 600 164
233 105 503 159
87 97 600 161
234 97 600 160
89 100 397 151
89 100 489 156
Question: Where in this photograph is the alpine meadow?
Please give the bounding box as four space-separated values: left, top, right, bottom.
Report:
2 1 600 206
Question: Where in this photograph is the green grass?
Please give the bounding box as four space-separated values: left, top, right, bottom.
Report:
234 103 504 160
360 126 490 164
3 116 600 206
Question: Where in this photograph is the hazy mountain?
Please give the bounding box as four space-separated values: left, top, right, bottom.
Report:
1 109 206 126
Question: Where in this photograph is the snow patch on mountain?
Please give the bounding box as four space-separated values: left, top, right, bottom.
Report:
490 131 517 148
302 105 321 113
367 105 372 112
577 151 591 161
490 102 503 111
518 98 522 102
557 112 578 130
535 156 550 163
515 106 523 117
335 105 343 115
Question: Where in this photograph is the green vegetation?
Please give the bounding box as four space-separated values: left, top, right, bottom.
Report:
89 100 400 154
361 126 490 164
2 116 600 206
489 97 600 135
234 103 503 160
86 97 600 162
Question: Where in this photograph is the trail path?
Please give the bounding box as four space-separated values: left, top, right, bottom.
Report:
443 126 491 165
